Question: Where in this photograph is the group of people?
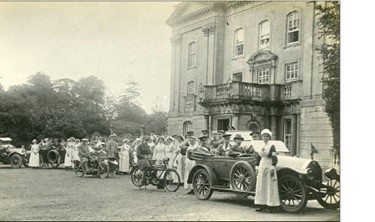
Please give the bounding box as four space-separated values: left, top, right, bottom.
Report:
131 128 280 213
27 134 132 174
27 127 280 213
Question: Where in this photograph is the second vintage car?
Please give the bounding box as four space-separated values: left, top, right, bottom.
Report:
0 137 28 168
187 131 340 213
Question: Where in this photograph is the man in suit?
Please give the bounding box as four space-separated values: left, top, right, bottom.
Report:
228 134 253 156
106 134 119 174
216 132 232 156
78 138 91 174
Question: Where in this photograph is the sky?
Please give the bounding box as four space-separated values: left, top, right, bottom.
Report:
0 2 177 113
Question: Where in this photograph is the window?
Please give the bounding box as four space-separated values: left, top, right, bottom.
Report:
188 41 197 68
233 72 243 82
187 80 195 95
183 121 193 136
285 62 299 81
284 119 292 150
257 68 269 84
287 11 300 44
217 119 230 131
259 20 270 50
234 28 244 56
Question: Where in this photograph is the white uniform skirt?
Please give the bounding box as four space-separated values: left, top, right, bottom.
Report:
254 158 280 206
184 157 196 189
29 152 39 167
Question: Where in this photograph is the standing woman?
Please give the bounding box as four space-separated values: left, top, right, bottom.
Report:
29 139 40 168
254 129 280 213
64 138 72 170
119 139 131 174
184 136 199 194
71 138 81 170
152 137 166 165
174 135 186 183
165 137 178 168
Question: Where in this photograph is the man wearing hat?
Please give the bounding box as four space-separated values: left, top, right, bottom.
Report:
78 138 91 174
250 131 261 140
228 134 252 156
208 130 224 153
216 132 232 156
106 133 119 174
136 136 153 183
198 134 211 154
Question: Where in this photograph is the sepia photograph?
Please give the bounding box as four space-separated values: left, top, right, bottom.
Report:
0 0 341 221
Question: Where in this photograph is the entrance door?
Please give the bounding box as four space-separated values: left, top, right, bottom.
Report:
217 119 230 131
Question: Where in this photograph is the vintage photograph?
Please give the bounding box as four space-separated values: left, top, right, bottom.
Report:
0 1 340 221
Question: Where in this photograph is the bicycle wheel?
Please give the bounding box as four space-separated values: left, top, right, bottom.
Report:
163 169 180 192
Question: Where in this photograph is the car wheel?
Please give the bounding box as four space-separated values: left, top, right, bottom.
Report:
278 174 308 213
164 169 181 192
98 163 110 179
317 177 340 210
10 154 23 168
131 166 144 187
230 163 256 198
192 169 213 200
47 150 60 168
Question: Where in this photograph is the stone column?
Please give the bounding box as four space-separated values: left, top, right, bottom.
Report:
170 34 182 113
232 114 239 130
202 22 216 86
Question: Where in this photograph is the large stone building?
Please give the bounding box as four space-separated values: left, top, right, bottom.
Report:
166 1 334 167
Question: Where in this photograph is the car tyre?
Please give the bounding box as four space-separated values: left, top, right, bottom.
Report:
230 162 256 198
317 177 340 210
10 154 23 168
278 174 308 213
47 150 60 168
192 169 213 200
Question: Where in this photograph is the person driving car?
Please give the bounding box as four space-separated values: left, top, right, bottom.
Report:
228 134 253 156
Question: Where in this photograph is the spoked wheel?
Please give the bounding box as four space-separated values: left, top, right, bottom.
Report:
131 166 144 187
192 169 213 200
47 150 60 168
10 154 23 168
317 178 340 210
230 163 256 198
163 169 180 192
76 164 85 177
98 163 110 179
279 174 308 213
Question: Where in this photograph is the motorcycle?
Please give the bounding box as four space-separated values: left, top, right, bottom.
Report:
75 150 110 179
130 158 180 192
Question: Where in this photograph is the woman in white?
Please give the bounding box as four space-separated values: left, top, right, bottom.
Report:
152 137 166 165
71 138 80 169
29 139 40 168
119 139 131 173
164 137 178 168
184 136 200 194
64 138 73 170
254 129 280 213
174 135 186 182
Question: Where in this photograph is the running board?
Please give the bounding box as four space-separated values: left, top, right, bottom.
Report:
212 186 255 195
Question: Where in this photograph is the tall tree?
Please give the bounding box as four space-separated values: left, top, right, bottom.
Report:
316 2 340 156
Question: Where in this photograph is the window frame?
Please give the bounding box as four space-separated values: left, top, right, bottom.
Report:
187 80 196 95
187 41 197 69
286 11 301 45
257 67 270 84
233 27 245 58
232 72 243 82
258 20 271 50
285 61 300 82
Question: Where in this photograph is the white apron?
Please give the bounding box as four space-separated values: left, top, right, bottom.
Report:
254 142 280 206
119 145 130 173
29 144 40 167
64 144 72 167
184 145 198 189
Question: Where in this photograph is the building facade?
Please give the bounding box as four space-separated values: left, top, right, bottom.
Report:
166 1 334 167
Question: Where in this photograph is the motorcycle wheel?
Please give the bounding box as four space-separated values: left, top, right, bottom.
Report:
76 164 85 177
131 166 144 187
98 163 110 179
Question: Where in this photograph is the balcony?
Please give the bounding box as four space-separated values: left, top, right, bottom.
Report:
199 81 302 105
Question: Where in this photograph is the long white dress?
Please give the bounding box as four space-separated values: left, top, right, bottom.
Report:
254 142 280 206
165 143 178 168
29 144 40 167
152 143 166 164
64 143 72 167
71 143 80 162
119 144 130 173
184 143 199 189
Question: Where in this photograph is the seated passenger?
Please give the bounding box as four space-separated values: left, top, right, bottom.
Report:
228 134 253 156
197 135 211 154
216 132 232 156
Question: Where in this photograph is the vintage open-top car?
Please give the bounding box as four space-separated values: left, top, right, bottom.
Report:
187 131 340 213
0 137 28 168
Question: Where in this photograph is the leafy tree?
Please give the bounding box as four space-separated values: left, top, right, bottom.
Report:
316 2 340 156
